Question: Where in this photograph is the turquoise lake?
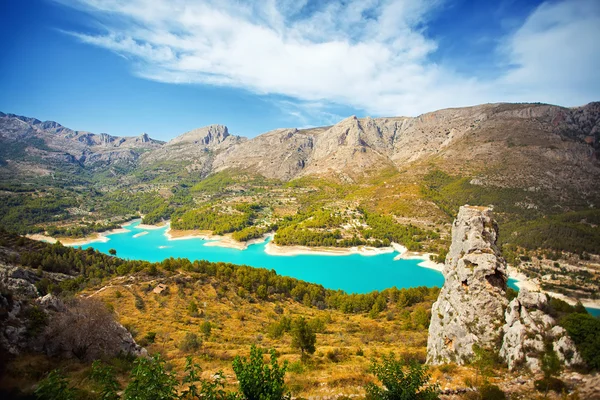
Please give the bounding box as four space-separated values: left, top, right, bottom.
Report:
77 220 521 294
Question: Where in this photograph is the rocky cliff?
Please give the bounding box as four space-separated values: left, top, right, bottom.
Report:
426 206 584 371
500 288 582 372
427 206 508 364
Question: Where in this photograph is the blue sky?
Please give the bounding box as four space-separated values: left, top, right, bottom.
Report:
0 0 598 140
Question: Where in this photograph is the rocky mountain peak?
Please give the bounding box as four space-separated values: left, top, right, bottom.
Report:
427 205 509 365
167 124 230 147
138 133 150 143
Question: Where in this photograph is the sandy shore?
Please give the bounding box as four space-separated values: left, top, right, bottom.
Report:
163 224 271 250
264 241 396 257
506 265 600 309
394 250 445 272
26 227 130 246
132 231 149 238
137 223 168 230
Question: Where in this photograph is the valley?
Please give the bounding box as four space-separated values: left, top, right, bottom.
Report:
1 102 600 399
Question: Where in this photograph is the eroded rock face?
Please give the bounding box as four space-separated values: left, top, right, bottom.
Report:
427 206 508 364
500 288 583 372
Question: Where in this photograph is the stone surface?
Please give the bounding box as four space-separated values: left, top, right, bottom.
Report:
427 205 508 364
500 288 583 372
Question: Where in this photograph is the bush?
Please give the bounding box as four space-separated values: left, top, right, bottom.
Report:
134 295 145 311
91 360 120 400
560 313 600 369
123 354 177 400
34 370 76 400
291 317 316 359
534 377 566 393
180 333 201 352
200 321 212 339
479 384 506 400
365 353 440 400
232 345 290 400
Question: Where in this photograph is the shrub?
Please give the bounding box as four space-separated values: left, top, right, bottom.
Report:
534 377 566 393
188 301 200 317
560 313 600 369
291 317 316 359
123 354 178 400
365 353 439 400
180 333 201 352
232 345 290 400
479 384 506 400
200 321 212 339
91 360 120 400
145 331 157 344
134 295 145 311
34 370 75 400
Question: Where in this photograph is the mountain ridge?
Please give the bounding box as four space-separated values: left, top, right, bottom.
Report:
1 101 599 192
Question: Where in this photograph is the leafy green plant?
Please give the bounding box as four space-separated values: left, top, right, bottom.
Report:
34 370 76 400
123 354 177 400
365 353 439 400
232 345 290 400
180 357 235 400
560 312 600 370
91 360 120 400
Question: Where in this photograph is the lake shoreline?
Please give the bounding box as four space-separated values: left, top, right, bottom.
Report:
25 220 599 309
26 227 130 246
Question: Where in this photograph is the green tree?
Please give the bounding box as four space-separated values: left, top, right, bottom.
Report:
123 354 177 400
291 317 316 359
534 344 565 397
365 353 439 400
232 345 290 400
108 248 117 256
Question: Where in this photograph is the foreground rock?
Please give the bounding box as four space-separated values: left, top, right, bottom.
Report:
427 205 585 373
500 288 583 372
0 263 146 359
427 205 508 364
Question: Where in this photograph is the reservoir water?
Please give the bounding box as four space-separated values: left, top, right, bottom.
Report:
77 220 521 294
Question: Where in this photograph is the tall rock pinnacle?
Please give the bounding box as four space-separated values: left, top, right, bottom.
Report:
427 205 508 364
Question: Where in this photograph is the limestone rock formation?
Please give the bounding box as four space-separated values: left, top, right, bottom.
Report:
500 288 583 372
0 263 146 359
427 206 585 372
427 205 508 364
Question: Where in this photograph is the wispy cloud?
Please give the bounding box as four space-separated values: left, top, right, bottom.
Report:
54 0 600 121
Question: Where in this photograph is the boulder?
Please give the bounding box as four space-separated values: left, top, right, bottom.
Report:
499 288 583 372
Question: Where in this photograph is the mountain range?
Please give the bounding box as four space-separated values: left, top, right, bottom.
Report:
2 102 599 195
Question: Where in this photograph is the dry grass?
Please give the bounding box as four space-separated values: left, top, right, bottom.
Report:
85 273 449 397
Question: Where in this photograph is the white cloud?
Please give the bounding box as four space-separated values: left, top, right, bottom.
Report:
54 0 599 121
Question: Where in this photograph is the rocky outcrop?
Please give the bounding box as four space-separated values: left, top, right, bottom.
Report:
427 206 586 372
427 206 508 364
500 288 583 372
0 264 146 359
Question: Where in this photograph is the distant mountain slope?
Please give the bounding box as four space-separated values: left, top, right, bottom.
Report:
0 112 163 180
1 102 598 198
